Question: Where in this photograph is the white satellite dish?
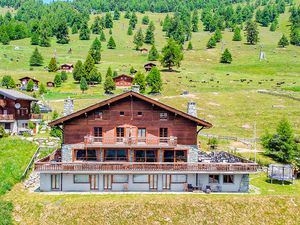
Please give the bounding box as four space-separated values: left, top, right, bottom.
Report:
15 103 21 109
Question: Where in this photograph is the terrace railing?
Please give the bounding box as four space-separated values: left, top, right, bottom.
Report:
0 114 14 120
35 162 259 173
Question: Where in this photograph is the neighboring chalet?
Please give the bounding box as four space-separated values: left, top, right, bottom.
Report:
19 77 39 91
113 74 134 87
60 64 73 73
35 91 258 192
0 88 42 134
144 63 156 72
47 81 55 88
140 48 148 54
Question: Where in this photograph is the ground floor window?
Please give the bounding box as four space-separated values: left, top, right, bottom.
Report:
133 174 148 183
74 149 98 161
163 150 187 162
104 149 127 161
223 175 234 184
51 174 60 190
134 150 157 162
209 175 220 184
4 123 10 130
171 175 187 183
74 174 89 183
113 175 129 183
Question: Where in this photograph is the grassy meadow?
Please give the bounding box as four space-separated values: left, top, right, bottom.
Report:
0 10 299 138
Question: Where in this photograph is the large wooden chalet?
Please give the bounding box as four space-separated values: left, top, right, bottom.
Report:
35 91 258 192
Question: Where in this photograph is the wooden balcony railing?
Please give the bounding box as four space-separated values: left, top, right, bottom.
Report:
84 136 178 146
0 114 14 120
30 114 42 119
34 162 259 173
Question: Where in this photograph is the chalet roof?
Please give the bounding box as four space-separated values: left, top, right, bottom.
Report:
19 76 39 83
144 63 156 67
113 74 133 80
0 88 37 101
60 63 73 67
49 91 212 128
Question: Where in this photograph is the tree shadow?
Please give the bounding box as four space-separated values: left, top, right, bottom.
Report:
160 68 181 73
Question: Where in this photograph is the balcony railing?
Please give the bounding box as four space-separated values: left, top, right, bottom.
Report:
84 136 178 147
30 114 42 119
0 114 14 120
34 162 259 173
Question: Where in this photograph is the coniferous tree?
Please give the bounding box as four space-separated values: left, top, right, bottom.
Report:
127 25 133 35
113 8 120 20
80 77 88 93
113 71 118 78
39 30 51 47
89 37 101 64
30 48 43 66
84 53 95 77
31 32 39 45
166 17 185 45
8 78 15 89
245 20 259 45
133 28 144 50
107 36 116 49
109 28 113 35
278 34 289 47
148 45 159 61
207 36 216 48
72 24 79 34
48 57 58 72
144 21 155 44
146 67 162 93
73 60 84 82
61 71 68 82
192 10 199 32
91 16 102 34
56 21 69 44
160 38 183 71
142 16 149 25
1 75 15 88
133 72 146 93
100 30 106 42
290 27 300 46
39 83 47 95
130 66 136 74
26 79 34 92
54 74 62 87
90 67 102 84
214 28 222 42
105 12 113 28
232 27 242 41
124 11 131 19
0 31 10 45
79 20 90 40
106 67 113 77
104 68 116 94
220 48 233 64
162 14 171 32
129 12 138 29
270 21 277 32
187 41 193 50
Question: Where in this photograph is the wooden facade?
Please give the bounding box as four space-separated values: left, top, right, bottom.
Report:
113 74 133 87
19 77 39 90
0 97 32 120
60 64 73 72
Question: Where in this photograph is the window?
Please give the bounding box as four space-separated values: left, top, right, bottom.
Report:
116 127 125 142
172 175 187 183
138 128 146 142
137 111 143 116
135 150 157 162
223 175 234 184
159 128 168 143
51 174 60 190
94 127 102 137
120 111 125 116
4 123 10 130
133 174 148 183
75 149 98 161
163 150 174 162
95 111 103 119
160 112 168 120
176 150 187 162
104 149 127 161
113 175 129 183
209 175 220 184
74 174 89 183
163 150 187 162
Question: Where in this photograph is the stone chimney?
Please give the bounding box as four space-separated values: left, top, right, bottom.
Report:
64 97 74 116
187 102 197 117
132 84 140 93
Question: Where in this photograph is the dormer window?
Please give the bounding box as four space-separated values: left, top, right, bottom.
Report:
120 111 125 116
95 111 103 120
160 112 168 120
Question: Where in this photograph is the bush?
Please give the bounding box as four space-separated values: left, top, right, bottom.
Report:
50 126 62 139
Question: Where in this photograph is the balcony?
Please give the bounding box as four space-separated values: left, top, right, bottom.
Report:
83 136 178 147
30 114 42 120
0 114 14 121
34 161 259 173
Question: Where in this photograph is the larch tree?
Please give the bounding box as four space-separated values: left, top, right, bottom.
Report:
148 45 159 61
54 74 62 87
105 12 113 28
127 25 133 35
160 38 184 71
133 28 144 50
133 72 146 93
56 21 70 44
80 77 88 93
79 20 90 40
48 57 58 72
232 27 242 41
83 53 95 78
278 34 289 47
220 48 233 64
26 79 34 92
89 37 102 64
245 20 259 45
192 10 199 32
107 36 116 49
73 60 84 82
144 21 155 44
100 30 106 42
146 67 162 93
29 47 43 66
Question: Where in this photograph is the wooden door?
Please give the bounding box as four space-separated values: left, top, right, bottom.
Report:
90 175 98 190
163 174 171 190
104 174 112 190
149 175 158 190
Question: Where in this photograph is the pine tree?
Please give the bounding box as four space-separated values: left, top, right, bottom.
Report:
160 38 183 71
142 16 149 25
125 11 131 19
107 36 116 49
220 48 233 64
232 27 242 41
79 20 90 40
54 74 62 87
30 48 43 66
90 67 102 84
162 14 171 32
84 53 95 77
113 71 118 78
278 34 289 48
0 31 10 45
245 20 259 45
71 24 78 34
144 22 155 44
61 71 68 82
146 67 162 93
8 78 15 89
39 83 47 95
133 72 146 93
56 21 70 44
206 36 216 49
187 41 193 50
104 69 116 94
32 102 40 114
48 57 58 72
80 77 88 93
31 32 39 45
133 28 144 50
290 27 300 46
270 21 277 32
91 16 102 34
100 30 106 42
113 8 120 20
127 25 133 36
1 75 14 88
214 28 222 42
73 60 84 82
26 79 34 92
106 67 113 77
105 12 113 28
39 30 51 47
89 37 101 64
192 10 199 32
129 12 138 29
166 17 185 45
148 45 159 61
